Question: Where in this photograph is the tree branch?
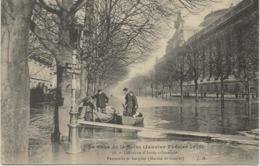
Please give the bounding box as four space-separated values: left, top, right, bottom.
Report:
30 20 60 58
38 0 60 15
55 0 62 9
71 0 87 12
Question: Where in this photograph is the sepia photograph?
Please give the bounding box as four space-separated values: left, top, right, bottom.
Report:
1 0 259 165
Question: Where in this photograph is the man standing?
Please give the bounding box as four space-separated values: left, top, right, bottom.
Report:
130 91 138 115
92 89 109 113
123 88 133 116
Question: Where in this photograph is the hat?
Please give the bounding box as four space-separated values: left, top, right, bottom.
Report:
97 89 102 92
123 88 128 91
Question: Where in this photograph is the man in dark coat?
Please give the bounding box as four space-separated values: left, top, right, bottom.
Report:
123 88 133 116
91 89 109 113
130 91 138 115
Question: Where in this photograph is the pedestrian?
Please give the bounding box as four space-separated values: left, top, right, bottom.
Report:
130 91 138 116
77 94 95 119
123 88 133 116
91 89 109 113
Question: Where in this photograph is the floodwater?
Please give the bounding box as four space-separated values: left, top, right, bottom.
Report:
28 97 259 164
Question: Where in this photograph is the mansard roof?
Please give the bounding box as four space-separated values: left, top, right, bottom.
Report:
199 8 230 27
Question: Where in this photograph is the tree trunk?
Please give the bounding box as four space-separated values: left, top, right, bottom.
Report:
51 63 63 142
80 66 88 98
87 77 91 95
194 79 198 102
245 81 251 116
53 5 78 138
220 78 225 106
169 86 172 99
151 85 154 98
1 0 34 163
180 82 183 102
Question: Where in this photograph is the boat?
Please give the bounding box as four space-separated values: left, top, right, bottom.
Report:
79 106 144 126
115 114 144 126
121 116 144 126
79 105 118 123
115 104 144 126
84 110 117 123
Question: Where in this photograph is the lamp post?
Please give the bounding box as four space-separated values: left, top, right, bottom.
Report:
67 50 81 154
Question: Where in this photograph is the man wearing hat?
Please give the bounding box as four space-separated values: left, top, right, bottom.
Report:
91 89 109 113
123 88 133 116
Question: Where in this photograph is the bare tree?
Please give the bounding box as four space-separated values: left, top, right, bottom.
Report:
146 70 156 97
167 47 189 101
212 37 231 106
235 17 258 116
186 44 203 102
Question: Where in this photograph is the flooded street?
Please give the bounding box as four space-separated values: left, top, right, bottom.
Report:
140 97 258 134
28 97 259 164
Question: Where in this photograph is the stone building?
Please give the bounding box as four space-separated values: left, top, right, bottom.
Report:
28 53 57 90
159 0 258 96
183 0 258 96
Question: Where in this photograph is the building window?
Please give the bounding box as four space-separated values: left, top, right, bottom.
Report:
235 83 240 92
214 85 218 92
224 84 228 92
200 86 203 92
207 85 210 92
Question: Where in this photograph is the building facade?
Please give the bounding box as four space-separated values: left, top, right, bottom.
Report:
184 0 258 95
160 0 258 96
29 54 57 90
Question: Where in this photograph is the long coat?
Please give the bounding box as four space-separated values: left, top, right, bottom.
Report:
132 95 138 108
91 93 109 108
125 93 133 108
124 93 134 116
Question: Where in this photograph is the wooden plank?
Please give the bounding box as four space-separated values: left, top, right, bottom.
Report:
78 120 259 145
78 120 219 138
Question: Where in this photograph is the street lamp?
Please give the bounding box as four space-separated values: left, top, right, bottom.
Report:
67 49 81 154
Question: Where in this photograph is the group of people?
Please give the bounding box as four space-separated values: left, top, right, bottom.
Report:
77 89 109 119
77 87 141 119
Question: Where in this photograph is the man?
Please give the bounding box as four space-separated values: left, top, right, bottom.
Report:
91 89 109 113
77 95 95 119
130 91 138 116
123 88 133 116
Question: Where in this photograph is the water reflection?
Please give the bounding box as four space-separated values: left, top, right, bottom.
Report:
80 126 139 139
29 103 55 159
140 100 258 135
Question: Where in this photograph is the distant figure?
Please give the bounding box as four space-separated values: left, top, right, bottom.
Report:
77 94 95 119
123 88 133 116
91 89 109 113
130 91 138 116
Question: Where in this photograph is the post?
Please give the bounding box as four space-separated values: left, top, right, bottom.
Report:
67 50 81 154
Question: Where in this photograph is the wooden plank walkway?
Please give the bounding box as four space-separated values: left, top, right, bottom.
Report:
78 120 258 146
